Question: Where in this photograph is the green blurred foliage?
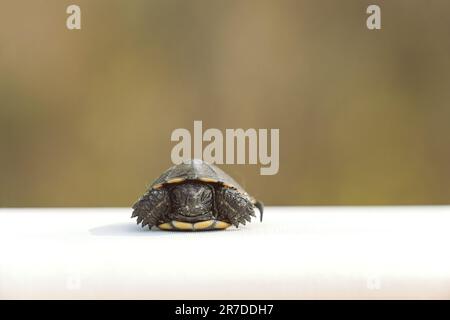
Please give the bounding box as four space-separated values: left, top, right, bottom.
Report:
1 0 450 206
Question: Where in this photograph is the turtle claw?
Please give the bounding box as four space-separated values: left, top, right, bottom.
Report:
132 188 170 230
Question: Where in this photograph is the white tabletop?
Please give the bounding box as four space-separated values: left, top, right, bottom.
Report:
1 206 449 299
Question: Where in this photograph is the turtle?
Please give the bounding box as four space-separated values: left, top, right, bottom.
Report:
131 159 263 231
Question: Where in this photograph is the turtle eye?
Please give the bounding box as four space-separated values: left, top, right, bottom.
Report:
199 190 213 210
171 188 185 206
200 189 212 203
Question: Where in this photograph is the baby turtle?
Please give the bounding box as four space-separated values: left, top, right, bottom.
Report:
132 159 263 231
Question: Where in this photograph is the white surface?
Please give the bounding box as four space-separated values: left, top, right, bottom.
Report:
0 206 450 299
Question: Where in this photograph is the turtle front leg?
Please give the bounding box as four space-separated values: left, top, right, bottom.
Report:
132 188 171 229
215 187 257 227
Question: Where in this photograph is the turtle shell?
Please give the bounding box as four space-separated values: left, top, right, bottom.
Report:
151 159 251 198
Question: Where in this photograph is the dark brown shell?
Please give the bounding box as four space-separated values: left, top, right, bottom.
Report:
151 159 253 199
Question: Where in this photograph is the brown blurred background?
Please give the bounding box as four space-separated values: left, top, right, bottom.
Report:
1 0 449 206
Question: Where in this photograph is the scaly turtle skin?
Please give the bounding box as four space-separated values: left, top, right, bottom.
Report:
132 159 263 231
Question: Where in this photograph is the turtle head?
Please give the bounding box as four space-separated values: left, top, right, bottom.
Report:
169 182 214 221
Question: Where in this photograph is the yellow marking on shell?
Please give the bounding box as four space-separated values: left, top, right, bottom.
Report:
152 184 163 189
222 182 234 188
172 221 193 230
158 223 173 230
193 220 215 230
166 178 185 184
214 221 231 229
199 177 217 183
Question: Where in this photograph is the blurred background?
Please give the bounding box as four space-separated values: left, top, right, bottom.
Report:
1 0 450 207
